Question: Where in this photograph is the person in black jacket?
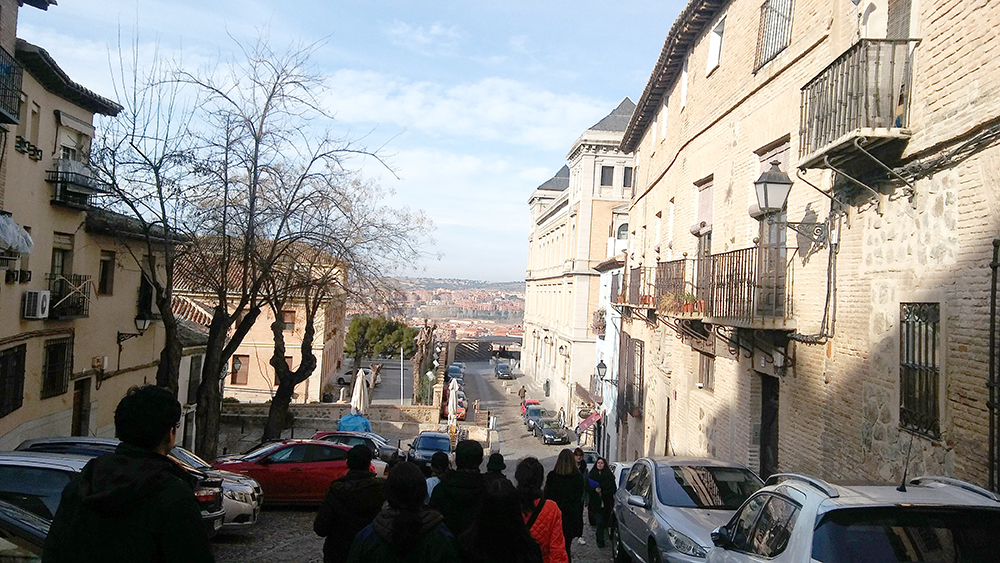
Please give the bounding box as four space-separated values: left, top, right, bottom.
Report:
545 449 585 562
483 452 511 488
459 478 542 563
428 439 485 538
586 457 616 548
43 385 214 563
314 445 386 563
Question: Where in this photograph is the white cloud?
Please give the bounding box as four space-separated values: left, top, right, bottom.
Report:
383 21 464 56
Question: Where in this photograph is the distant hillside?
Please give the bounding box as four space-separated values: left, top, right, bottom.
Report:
394 277 525 292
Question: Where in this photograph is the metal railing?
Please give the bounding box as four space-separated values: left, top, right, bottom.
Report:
619 266 658 307
800 39 918 157
654 258 700 314
706 246 793 323
47 159 105 208
0 46 22 124
47 274 91 319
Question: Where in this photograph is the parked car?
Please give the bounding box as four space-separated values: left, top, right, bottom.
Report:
446 364 464 382
523 404 550 430
12 439 227 536
405 431 452 470
0 498 48 559
494 363 512 378
707 473 1000 563
16 436 254 531
610 457 763 563
311 430 402 462
610 461 635 490
534 417 570 445
337 366 371 386
521 398 539 415
211 439 367 504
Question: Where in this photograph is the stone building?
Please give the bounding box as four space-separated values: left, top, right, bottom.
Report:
617 0 999 489
523 99 635 431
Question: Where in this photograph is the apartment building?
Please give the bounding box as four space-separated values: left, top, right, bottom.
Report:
523 98 635 431
617 0 1000 488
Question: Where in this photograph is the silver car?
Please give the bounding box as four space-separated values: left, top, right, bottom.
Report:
611 457 762 563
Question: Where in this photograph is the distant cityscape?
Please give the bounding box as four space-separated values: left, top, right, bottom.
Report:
393 278 524 340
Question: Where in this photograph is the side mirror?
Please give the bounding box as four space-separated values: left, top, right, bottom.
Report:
407 442 413 449
626 494 650 509
711 526 732 548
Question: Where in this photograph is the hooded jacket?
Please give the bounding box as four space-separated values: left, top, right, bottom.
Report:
314 469 386 563
346 507 460 563
42 442 213 563
427 469 485 538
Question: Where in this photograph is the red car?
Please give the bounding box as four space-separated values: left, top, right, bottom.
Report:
211 439 370 503
521 398 539 415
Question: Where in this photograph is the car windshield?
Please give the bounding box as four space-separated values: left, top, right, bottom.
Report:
812 507 1000 562
241 442 285 461
416 436 450 451
655 465 761 509
526 406 543 417
170 446 210 469
538 419 562 430
497 365 510 372
0 466 75 520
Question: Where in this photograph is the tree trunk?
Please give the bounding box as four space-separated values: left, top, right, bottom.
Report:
262 310 319 442
155 291 182 395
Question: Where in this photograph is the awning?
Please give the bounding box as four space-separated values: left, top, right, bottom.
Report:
576 411 602 434
0 212 32 254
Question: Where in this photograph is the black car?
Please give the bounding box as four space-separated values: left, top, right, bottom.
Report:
494 363 512 379
523 404 550 430
0 499 48 558
534 417 570 445
405 431 451 470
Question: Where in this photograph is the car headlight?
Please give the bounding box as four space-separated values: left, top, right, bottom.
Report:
666 528 707 558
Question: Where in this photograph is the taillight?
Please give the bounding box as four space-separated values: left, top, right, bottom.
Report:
194 488 219 503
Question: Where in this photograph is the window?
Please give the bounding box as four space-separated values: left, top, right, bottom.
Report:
660 100 668 139
755 0 794 71
707 17 726 74
621 334 645 416
98 251 115 295
900 303 940 438
0 345 26 418
60 146 78 161
887 0 912 39
231 355 249 385
623 167 633 189
730 494 799 557
308 444 348 462
600 166 614 187
616 223 629 240
680 58 689 108
282 310 296 331
186 355 202 405
268 445 307 463
698 352 715 390
42 339 72 399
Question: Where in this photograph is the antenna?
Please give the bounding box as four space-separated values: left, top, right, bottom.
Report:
897 433 915 492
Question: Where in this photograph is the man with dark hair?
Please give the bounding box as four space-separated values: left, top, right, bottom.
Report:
43 385 213 563
425 451 450 501
428 439 485 538
315 444 386 563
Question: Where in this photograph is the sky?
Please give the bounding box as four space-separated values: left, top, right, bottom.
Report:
18 0 687 282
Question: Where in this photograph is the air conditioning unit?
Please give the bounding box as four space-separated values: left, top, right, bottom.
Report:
22 290 50 319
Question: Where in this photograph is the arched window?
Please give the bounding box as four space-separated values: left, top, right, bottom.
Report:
616 223 629 240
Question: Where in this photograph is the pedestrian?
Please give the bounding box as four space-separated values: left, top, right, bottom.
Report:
518 385 527 402
43 385 214 563
544 449 586 561
459 478 543 563
425 451 449 502
314 445 387 563
573 448 588 477
484 452 512 487
428 439 486 538
586 457 616 548
347 461 460 563
515 457 567 563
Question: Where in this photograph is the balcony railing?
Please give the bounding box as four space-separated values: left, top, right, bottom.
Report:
47 274 91 319
0 45 23 124
47 159 105 209
800 39 917 159
705 246 793 326
654 258 703 315
618 266 658 307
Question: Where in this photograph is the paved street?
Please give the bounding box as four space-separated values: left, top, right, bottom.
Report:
212 360 610 563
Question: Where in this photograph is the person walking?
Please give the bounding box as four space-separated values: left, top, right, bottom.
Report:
518 386 527 402
573 448 588 476
428 439 486 538
515 457 568 563
43 385 214 563
425 451 450 502
586 457 616 548
544 449 585 561
483 452 511 487
347 462 460 563
459 478 543 563
314 445 387 563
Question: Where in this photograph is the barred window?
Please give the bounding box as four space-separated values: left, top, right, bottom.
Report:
900 303 940 438
631 339 645 414
755 0 794 72
42 339 72 399
0 345 26 418
699 352 715 391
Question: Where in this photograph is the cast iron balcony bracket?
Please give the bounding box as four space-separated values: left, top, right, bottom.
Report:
766 214 829 245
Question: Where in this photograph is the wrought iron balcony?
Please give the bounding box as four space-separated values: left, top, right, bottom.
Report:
0 45 22 124
704 246 793 329
47 159 105 209
616 266 658 308
799 39 918 169
654 258 704 317
47 273 91 319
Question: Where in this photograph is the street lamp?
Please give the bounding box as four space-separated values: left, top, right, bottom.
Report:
752 161 828 244
117 317 152 369
596 360 608 380
231 356 242 378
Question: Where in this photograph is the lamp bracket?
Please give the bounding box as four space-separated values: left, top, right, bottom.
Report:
766 216 829 244
117 332 142 345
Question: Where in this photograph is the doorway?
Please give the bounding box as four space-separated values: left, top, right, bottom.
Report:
71 378 91 436
760 375 779 479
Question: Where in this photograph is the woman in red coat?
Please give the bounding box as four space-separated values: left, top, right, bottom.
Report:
515 457 568 563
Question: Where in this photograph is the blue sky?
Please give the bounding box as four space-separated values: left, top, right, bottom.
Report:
19 0 686 282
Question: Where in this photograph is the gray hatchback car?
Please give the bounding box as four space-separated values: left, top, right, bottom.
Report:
611 457 762 563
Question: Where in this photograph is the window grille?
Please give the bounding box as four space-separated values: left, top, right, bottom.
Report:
755 0 794 71
42 339 72 399
0 345 26 417
900 303 940 438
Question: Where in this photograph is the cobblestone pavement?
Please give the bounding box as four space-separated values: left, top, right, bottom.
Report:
213 360 610 563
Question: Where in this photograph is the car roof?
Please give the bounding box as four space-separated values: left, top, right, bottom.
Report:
17 436 120 449
416 431 450 439
0 451 93 472
271 439 350 448
641 456 756 471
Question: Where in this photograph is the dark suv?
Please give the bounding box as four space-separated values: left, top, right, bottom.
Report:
405 432 452 470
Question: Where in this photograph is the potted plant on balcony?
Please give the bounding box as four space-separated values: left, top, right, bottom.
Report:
681 292 697 313
592 308 606 338
658 292 677 313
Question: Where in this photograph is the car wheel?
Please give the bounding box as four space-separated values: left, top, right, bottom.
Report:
337 377 346 385
610 520 629 563
647 541 661 563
